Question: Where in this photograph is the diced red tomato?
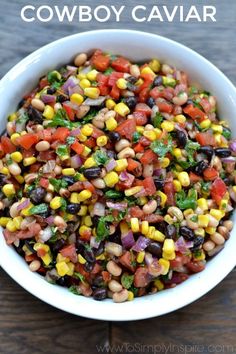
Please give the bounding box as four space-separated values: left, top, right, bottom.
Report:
38 151 56 161
29 163 41 173
142 177 156 196
39 77 49 90
115 119 136 140
62 103 75 121
211 178 227 204
157 100 173 113
133 112 147 126
143 214 164 223
170 254 191 269
134 267 150 288
139 88 150 103
111 57 130 73
133 142 144 153
140 149 158 165
83 181 95 193
150 87 161 99
127 158 141 172
108 72 124 86
110 84 120 100
119 251 135 272
39 178 49 189
17 133 39 150
164 181 175 206
1 136 16 153
97 73 110 95
129 206 144 219
203 167 218 181
60 244 77 263
83 137 96 149
189 172 202 183
186 261 206 273
92 54 110 72
200 98 211 113
71 140 84 155
183 104 207 121
101 271 112 283
90 49 103 64
91 127 104 138
139 136 151 147
38 128 53 142
196 132 216 146
75 263 90 281
135 103 152 117
51 127 70 142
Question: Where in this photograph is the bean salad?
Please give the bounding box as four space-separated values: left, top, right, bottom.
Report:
0 49 235 302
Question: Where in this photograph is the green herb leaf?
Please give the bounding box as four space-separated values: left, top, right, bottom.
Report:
60 198 67 212
176 189 197 210
49 178 68 193
105 190 124 199
189 86 198 95
48 109 73 129
153 113 163 128
185 140 200 164
15 112 29 128
222 127 231 140
66 136 76 145
104 67 114 75
29 203 48 215
74 272 85 282
94 150 109 165
132 131 141 143
47 70 61 84
56 145 69 159
151 135 173 158
96 215 114 242
121 274 134 289
201 181 211 193
69 285 81 295
82 107 97 124
191 215 198 222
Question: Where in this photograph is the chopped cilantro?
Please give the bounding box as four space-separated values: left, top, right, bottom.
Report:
121 274 134 289
153 113 163 128
201 181 211 193
47 70 61 84
151 135 173 158
104 67 114 75
48 109 73 129
96 215 114 242
132 131 141 143
191 215 198 223
94 150 109 165
69 285 81 295
222 127 231 140
60 198 67 212
66 136 76 145
74 272 85 282
29 203 48 215
176 189 197 210
49 178 68 193
105 190 124 199
185 140 200 165
189 86 198 95
56 145 69 158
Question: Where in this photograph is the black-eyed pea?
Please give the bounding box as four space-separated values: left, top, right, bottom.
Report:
203 240 215 252
31 98 45 111
74 53 87 67
168 206 183 222
106 260 122 277
108 280 123 293
210 232 225 245
223 220 233 231
91 178 106 189
143 200 158 215
186 214 198 230
9 202 20 218
130 65 140 78
117 147 135 159
115 139 131 152
35 141 50 152
217 226 230 240
29 260 41 272
105 242 123 257
113 289 129 303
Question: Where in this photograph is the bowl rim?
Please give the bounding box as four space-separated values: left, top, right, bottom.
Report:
1 29 236 321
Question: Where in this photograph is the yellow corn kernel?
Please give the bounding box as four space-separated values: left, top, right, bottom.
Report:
23 244 33 256
34 243 50 253
195 228 205 237
0 167 9 175
77 72 87 80
114 102 130 117
78 190 92 202
78 205 87 216
137 251 145 263
6 219 17 232
79 79 91 89
84 215 92 227
114 159 127 172
219 199 228 211
50 196 62 210
87 69 98 81
84 157 96 168
97 135 108 147
78 254 86 264
183 208 194 217
154 279 164 291
81 124 93 137
173 179 182 192
162 251 176 260
70 93 84 106
70 193 79 204
152 230 165 242
164 215 174 224
8 113 17 122
106 99 116 110
84 87 100 99
205 227 216 235
56 262 69 277
10 133 21 145
211 124 223 133
77 132 87 142
160 157 170 168
23 157 37 166
197 198 208 211
143 130 156 141
138 196 148 206
174 114 186 124
154 128 162 138
161 121 175 132
210 209 225 221
163 239 175 254
124 186 142 196
127 291 134 301
11 151 23 163
21 202 34 216
14 175 24 184
81 146 91 158
0 217 11 227
2 184 15 197
131 218 139 233
149 59 161 73
156 191 167 207
106 117 118 131
66 262 75 276
13 216 23 230
62 168 75 176
41 253 52 266
79 225 91 236
200 119 211 129
163 76 176 86
141 221 149 236
135 78 144 86
116 78 128 90
43 105 54 120
136 126 145 134
141 66 155 77
88 205 94 214
147 226 156 239
172 148 182 159
120 221 129 234
178 171 190 187
198 215 209 228
96 253 105 260
56 253 69 263
159 258 170 275
104 171 119 187
193 250 206 261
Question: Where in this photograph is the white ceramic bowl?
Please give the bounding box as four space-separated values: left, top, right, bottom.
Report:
0 30 236 321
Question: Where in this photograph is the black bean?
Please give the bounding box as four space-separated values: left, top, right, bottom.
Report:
146 241 162 257
18 98 26 109
223 177 231 186
93 242 105 257
108 131 121 142
28 106 43 124
83 167 102 180
193 160 208 176
24 240 36 254
66 203 81 215
57 94 67 103
153 76 163 87
199 146 214 159
166 224 176 239
214 148 231 158
146 97 156 108
127 76 138 85
47 87 56 94
93 275 105 287
175 130 187 148
93 288 107 301
84 262 94 272
109 230 121 244
57 275 70 287
156 221 167 234
52 239 66 253
76 239 85 253
123 96 138 110
83 248 96 263
14 240 25 257
62 176 75 186
179 226 195 241
30 187 46 204
153 178 164 189
92 216 100 227
0 173 7 187
107 150 117 159
192 236 204 250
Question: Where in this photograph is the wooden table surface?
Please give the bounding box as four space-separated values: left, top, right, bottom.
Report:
1 1 236 353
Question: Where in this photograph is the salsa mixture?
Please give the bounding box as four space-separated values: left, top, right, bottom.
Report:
0 50 235 302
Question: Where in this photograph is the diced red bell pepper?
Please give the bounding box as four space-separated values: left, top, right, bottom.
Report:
17 133 39 150
157 101 173 113
115 119 136 140
39 178 49 189
150 87 161 99
183 104 207 121
140 149 158 165
189 172 202 183
133 111 148 126
196 132 216 146
139 88 150 103
51 127 70 142
92 54 110 72
110 84 120 100
119 251 136 272
203 167 218 181
111 57 130 73
135 103 152 117
71 140 84 155
127 158 141 172
97 73 110 95
60 244 77 263
164 181 175 206
210 177 227 204
62 103 75 121
1 136 16 153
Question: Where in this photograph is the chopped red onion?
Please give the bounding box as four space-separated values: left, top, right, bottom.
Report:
121 231 135 249
105 159 117 172
68 85 83 97
66 65 78 73
45 216 54 225
148 259 162 277
134 187 146 198
41 94 56 104
42 160 56 173
132 236 150 252
230 140 236 153
79 65 92 74
175 236 193 253
119 171 135 186
106 201 127 211
229 188 236 202
93 202 105 216
17 199 30 211
71 155 82 169
70 128 81 136
40 226 52 242
62 76 78 93
90 236 101 249
83 97 107 106
119 171 129 181
145 252 153 266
